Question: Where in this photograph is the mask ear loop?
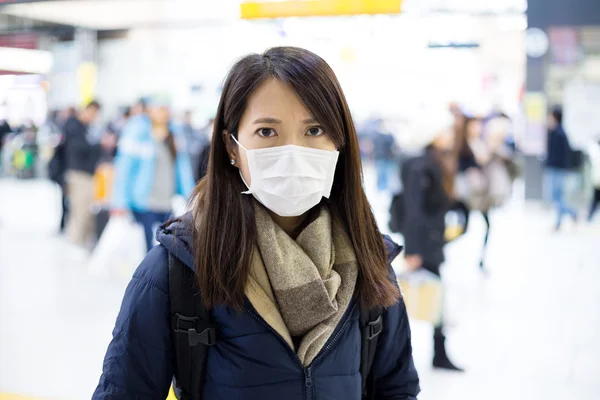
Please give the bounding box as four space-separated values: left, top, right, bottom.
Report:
230 134 252 194
230 134 248 151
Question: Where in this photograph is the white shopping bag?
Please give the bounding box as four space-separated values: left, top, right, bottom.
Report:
88 215 147 277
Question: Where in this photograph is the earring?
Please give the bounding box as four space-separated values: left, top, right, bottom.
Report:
230 159 235 165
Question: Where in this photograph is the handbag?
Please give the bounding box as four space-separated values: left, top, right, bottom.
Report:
396 267 443 326
455 168 490 211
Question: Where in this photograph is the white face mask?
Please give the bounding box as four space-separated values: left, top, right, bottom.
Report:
232 135 339 217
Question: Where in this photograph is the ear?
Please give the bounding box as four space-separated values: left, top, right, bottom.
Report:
223 129 237 165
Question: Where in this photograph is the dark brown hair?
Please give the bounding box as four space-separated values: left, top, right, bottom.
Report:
164 131 177 160
456 116 476 161
193 47 400 310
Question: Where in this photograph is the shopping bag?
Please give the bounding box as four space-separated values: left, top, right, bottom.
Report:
397 268 443 325
93 163 114 204
455 168 489 211
88 215 147 277
444 205 468 242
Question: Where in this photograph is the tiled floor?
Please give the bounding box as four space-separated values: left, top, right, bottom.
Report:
1 173 599 400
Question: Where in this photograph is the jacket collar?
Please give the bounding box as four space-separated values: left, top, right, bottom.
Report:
157 212 403 270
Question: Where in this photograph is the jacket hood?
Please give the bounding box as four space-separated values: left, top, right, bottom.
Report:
157 211 403 271
156 212 196 270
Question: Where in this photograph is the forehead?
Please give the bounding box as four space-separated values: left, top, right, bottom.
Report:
243 79 312 120
149 105 169 112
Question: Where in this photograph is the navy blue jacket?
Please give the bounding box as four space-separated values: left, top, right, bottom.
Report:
92 214 420 399
401 152 449 270
64 116 102 175
546 126 571 170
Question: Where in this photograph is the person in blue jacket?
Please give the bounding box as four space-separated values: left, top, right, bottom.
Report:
111 95 195 251
94 47 420 399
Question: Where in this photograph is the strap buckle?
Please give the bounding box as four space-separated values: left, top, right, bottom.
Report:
366 315 383 340
173 313 217 347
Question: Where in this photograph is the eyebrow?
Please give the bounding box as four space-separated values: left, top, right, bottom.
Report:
252 117 318 124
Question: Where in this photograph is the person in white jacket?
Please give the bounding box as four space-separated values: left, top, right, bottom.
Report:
587 138 600 221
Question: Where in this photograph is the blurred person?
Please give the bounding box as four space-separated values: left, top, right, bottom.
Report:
57 106 76 131
64 100 113 247
102 108 131 164
111 94 195 251
545 106 577 231
195 117 214 181
48 126 69 233
454 115 493 270
130 97 148 117
179 110 207 180
587 136 600 221
473 115 516 270
181 110 196 143
94 47 419 400
106 106 131 138
14 124 38 179
399 108 463 372
0 104 12 173
371 119 397 192
47 110 70 232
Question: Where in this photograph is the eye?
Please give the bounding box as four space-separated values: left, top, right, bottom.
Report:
306 126 324 137
256 128 277 138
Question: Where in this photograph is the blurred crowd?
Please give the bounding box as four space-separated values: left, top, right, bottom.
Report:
1 92 599 377
1 97 599 255
0 97 212 252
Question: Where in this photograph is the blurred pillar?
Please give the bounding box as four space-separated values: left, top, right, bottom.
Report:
74 28 98 108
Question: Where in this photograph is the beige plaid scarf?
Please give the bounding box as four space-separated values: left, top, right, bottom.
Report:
245 203 358 366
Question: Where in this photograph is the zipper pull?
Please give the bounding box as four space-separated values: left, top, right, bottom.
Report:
305 367 313 388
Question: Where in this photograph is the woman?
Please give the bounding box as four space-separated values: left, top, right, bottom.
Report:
400 109 463 372
111 95 195 251
93 47 419 399
454 115 492 269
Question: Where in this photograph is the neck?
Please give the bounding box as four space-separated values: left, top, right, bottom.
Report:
270 211 309 238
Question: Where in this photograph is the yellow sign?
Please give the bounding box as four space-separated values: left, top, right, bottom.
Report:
77 61 97 108
241 0 402 19
524 92 547 122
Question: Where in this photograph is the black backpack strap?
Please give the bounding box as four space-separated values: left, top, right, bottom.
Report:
360 301 384 399
168 253 216 400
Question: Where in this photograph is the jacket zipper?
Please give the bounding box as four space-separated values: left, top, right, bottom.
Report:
244 302 358 399
309 303 357 367
305 367 313 399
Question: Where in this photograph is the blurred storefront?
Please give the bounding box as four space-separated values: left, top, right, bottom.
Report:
0 32 52 126
524 0 600 200
1 0 528 124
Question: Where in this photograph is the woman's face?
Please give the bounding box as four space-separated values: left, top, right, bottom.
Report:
466 119 482 139
226 79 337 187
433 128 455 152
148 105 170 125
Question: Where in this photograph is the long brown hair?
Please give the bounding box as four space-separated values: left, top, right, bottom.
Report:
192 47 399 310
455 116 476 162
164 131 177 160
